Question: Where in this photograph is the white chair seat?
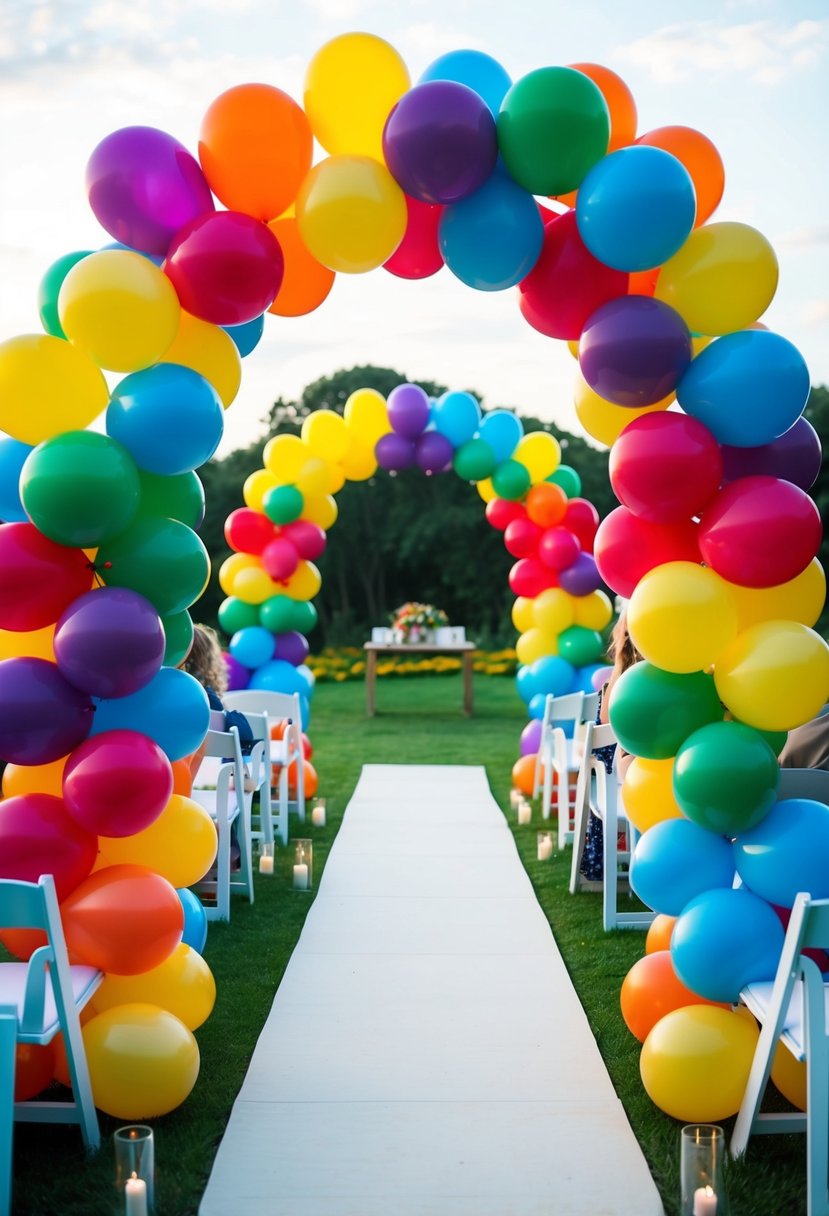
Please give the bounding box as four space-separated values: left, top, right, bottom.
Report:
0 965 100 1042
742 978 829 1064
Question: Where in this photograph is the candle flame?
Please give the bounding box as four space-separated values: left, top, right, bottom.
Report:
704 1186 714 1197
131 1171 138 1180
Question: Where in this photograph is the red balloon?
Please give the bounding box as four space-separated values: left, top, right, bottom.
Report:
279 520 327 561
562 498 600 552
485 498 526 531
509 558 558 599
384 195 443 279
610 413 723 524
504 517 543 559
698 475 822 588
0 793 97 901
165 210 284 325
519 210 628 340
539 526 581 571
0 523 94 631
224 508 275 555
594 506 700 598
261 537 300 581
62 730 174 837
14 1042 55 1101
61 864 183 975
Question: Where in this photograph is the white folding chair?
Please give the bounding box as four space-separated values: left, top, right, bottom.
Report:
732 891 829 1216
224 691 306 838
533 691 600 847
191 727 254 921
778 768 829 803
0 875 102 1216
233 711 278 847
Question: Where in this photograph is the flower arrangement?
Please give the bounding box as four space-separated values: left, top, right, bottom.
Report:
389 601 449 642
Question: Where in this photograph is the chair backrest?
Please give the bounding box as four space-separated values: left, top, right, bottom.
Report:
0 879 50 934
778 768 829 804
0 875 78 1038
582 691 600 722
545 691 585 726
790 892 829 954
224 690 301 723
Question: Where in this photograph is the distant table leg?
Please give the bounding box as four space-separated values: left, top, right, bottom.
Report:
366 650 377 717
463 653 473 717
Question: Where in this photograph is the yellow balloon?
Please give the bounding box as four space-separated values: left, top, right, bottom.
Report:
344 387 391 446
243 469 278 512
715 621 829 732
160 311 241 407
340 435 377 481
511 597 536 633
516 628 558 665
533 587 575 634
296 155 407 274
567 339 579 360
219 552 259 597
233 565 279 605
727 559 826 632
2 755 66 798
263 434 310 483
655 222 779 336
304 32 410 160
622 757 683 834
323 461 346 496
476 477 496 504
770 1041 807 1112
0 624 55 662
97 795 217 888
514 431 561 483
640 1005 759 1122
302 494 338 530
282 560 321 602
574 372 671 447
0 334 108 445
84 1003 199 1119
302 409 350 462
628 562 738 674
58 250 180 373
296 455 334 498
573 590 613 632
92 944 216 1032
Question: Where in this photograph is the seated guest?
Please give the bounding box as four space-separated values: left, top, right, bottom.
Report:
778 705 829 770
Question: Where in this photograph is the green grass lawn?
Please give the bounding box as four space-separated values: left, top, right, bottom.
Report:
11 674 807 1215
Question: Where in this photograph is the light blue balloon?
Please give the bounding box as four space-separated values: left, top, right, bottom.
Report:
107 363 224 476
516 664 535 704
91 667 210 761
177 887 208 953
222 314 265 357
295 664 315 695
479 410 523 462
576 146 696 273
533 655 576 699
528 693 547 720
0 437 32 522
734 797 829 908
677 330 810 447
419 49 512 116
432 391 481 448
440 173 544 291
103 241 164 267
250 658 311 699
629 819 735 916
230 625 276 670
575 663 605 695
671 887 784 1003
299 694 311 730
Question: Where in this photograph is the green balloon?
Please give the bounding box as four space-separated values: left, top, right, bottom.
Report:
287 598 318 635
260 594 318 635
609 663 723 760
547 464 581 498
218 596 261 635
161 610 194 668
558 625 604 668
20 431 140 547
263 484 304 524
136 470 205 529
737 722 788 757
674 721 780 836
97 517 210 617
491 458 531 501
452 438 497 483
497 67 610 196
38 251 93 339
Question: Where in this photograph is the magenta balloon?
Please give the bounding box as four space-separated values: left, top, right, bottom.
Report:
383 81 498 205
62 729 173 837
538 527 581 571
376 432 416 472
0 793 97 900
609 412 723 524
279 520 326 561
579 296 692 406
0 522 94 632
165 211 284 325
54 587 165 699
520 718 543 756
224 653 251 691
720 417 822 492
86 126 214 256
262 537 300 581
0 658 94 765
273 631 310 667
558 552 603 596
414 431 454 473
387 383 431 438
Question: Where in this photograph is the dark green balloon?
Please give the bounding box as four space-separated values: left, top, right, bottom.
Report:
286 598 318 635
497 67 610 196
558 625 604 668
737 722 788 757
136 470 205 529
161 610 194 668
20 431 140 547
260 594 318 635
453 438 497 483
218 596 260 635
492 458 531 501
97 517 210 617
38 251 93 338
609 663 723 760
263 484 304 524
547 464 582 498
674 721 780 836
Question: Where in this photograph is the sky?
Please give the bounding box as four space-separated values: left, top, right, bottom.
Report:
1 0 827 456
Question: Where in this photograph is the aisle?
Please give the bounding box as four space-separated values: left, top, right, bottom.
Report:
200 765 663 1216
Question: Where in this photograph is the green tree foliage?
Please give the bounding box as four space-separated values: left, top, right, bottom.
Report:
805 385 829 636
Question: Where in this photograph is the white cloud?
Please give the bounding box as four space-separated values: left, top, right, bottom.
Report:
301 0 374 22
799 299 829 327
777 225 829 250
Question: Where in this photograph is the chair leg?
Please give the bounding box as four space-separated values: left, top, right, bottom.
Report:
602 787 618 932
216 812 231 922
54 1000 100 1153
569 784 589 894
804 975 829 1216
542 753 553 824
0 1011 16 1216
295 729 306 822
731 997 792 1158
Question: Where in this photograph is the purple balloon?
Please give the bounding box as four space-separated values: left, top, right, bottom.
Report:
559 552 603 596
383 81 498 205
520 718 543 756
388 383 431 439
414 431 454 474
0 657 93 765
376 432 416 472
54 587 165 699
224 652 251 691
721 416 822 492
591 664 613 692
86 126 215 256
579 296 692 406
273 631 310 667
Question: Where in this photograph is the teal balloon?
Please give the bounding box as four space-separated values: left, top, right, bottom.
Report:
491 458 531 501
38 251 93 338
609 663 723 760
20 431 140 547
419 49 512 116
452 438 497 482
135 469 205 529
479 409 522 462
260 595 318 635
558 625 604 668
673 721 780 836
263 484 304 525
161 610 194 667
432 391 481 448
90 667 210 762
97 517 210 617
547 464 581 498
439 172 544 291
218 596 261 635
0 437 32 522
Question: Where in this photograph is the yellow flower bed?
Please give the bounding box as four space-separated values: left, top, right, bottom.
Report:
306 647 518 682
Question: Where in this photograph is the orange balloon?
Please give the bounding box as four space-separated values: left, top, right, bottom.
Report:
0 927 47 961
14 1041 55 1101
645 914 677 955
511 754 537 796
620 950 729 1042
628 267 660 297
636 126 724 227
526 482 568 529
267 217 336 317
199 84 313 221
274 758 318 797
2 755 66 798
570 63 637 152
171 759 194 796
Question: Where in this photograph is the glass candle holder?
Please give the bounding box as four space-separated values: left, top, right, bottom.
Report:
114 1125 154 1213
517 799 532 826
509 789 523 811
293 839 313 890
680 1125 728 1216
311 798 327 828
258 843 274 875
537 830 554 861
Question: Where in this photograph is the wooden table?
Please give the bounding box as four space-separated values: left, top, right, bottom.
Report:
363 642 477 718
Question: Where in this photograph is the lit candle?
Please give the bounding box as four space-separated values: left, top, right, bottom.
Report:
125 1175 148 1216
311 805 326 828
258 854 274 875
509 789 522 810
537 837 553 861
693 1185 717 1216
293 863 309 890
517 801 532 826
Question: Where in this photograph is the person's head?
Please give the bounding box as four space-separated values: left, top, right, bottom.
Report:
607 607 641 677
181 624 227 694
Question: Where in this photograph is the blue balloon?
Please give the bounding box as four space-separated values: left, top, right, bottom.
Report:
439 173 544 291
528 693 547 720
249 658 311 699
107 363 224 476
533 655 576 698
0 437 32 522
91 667 210 760
230 625 276 670
299 694 311 730
574 663 606 695
516 664 536 704
671 887 784 1003
576 146 696 273
479 410 523 462
734 797 829 908
432 391 481 448
629 819 736 916
295 664 315 695
103 241 165 267
677 330 810 448
419 49 512 116
177 887 208 953
222 314 265 357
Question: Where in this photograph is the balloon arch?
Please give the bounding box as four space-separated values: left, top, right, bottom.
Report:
0 32 827 1127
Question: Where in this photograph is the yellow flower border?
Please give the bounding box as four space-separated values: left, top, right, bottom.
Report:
307 647 517 682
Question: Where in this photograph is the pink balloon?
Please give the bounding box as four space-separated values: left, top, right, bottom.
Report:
562 499 600 553
384 195 444 279
609 413 723 524
594 507 700 599
279 520 327 561
62 730 174 837
539 526 581 571
165 211 284 325
0 522 94 632
261 538 300 582
0 794 97 900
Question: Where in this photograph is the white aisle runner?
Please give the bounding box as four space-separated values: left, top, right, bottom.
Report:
200 765 663 1216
